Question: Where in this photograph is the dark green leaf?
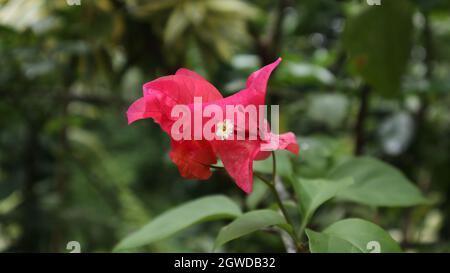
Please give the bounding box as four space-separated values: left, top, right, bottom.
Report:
307 218 402 253
306 229 360 253
115 195 241 251
291 177 353 221
214 209 287 250
164 7 189 44
328 157 428 207
344 0 414 97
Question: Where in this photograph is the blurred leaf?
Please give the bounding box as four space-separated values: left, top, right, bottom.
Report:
328 157 428 207
0 191 22 215
126 0 182 14
282 62 335 85
378 111 414 155
298 137 332 159
115 195 241 251
412 0 450 12
306 94 349 128
0 0 48 32
295 135 354 179
164 7 189 45
246 178 269 210
183 1 206 25
344 0 413 97
130 0 256 63
253 151 293 178
306 218 402 253
291 177 353 221
214 209 286 250
231 54 260 70
205 0 259 18
211 32 234 60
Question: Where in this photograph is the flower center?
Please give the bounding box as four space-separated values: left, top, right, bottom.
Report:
215 119 234 140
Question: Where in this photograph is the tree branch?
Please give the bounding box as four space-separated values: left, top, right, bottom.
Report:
354 84 371 155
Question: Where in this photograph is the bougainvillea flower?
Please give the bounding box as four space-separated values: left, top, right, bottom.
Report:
127 58 299 193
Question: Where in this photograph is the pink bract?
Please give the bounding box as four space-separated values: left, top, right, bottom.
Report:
127 58 299 193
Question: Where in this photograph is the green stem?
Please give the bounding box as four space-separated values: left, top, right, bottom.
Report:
297 213 310 242
255 152 301 250
271 152 299 241
211 154 303 251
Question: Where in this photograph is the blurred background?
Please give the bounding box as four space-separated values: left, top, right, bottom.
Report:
0 0 449 252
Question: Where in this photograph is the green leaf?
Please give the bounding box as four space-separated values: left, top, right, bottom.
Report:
115 195 241 251
183 1 206 26
307 218 402 253
133 0 182 14
205 0 259 18
328 157 428 207
344 0 413 97
163 7 189 45
214 209 287 250
284 62 335 85
306 229 360 253
306 94 349 128
412 0 450 12
246 178 269 210
291 177 353 221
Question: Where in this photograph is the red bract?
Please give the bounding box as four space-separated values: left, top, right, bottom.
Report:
127 58 299 193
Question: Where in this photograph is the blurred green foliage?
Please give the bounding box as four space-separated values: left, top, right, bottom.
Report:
0 0 450 252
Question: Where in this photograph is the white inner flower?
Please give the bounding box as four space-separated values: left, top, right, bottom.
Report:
215 119 234 140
